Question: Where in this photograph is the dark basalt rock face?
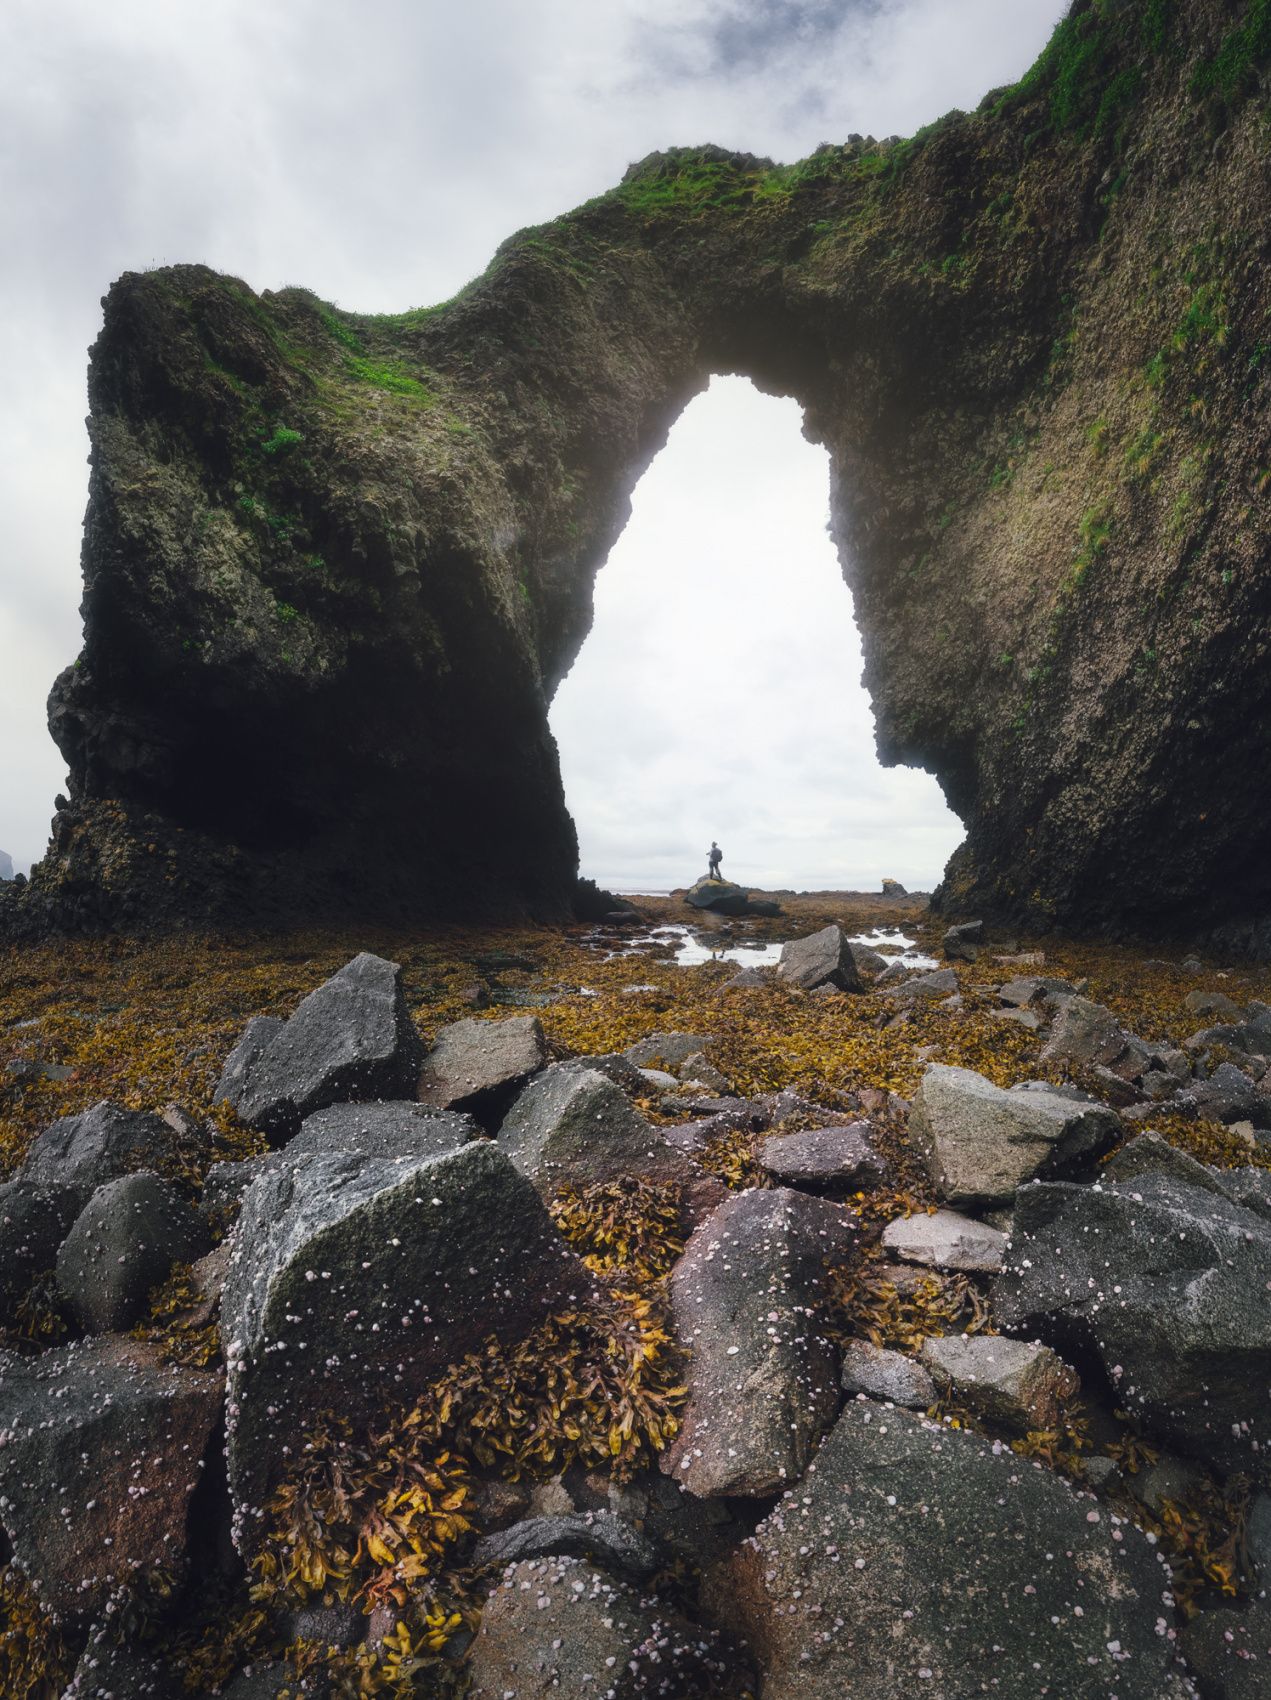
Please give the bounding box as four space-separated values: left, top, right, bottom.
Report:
8 0 1271 941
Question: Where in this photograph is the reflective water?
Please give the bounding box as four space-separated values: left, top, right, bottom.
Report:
595 923 938 971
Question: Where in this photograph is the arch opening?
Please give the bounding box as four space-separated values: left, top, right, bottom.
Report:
549 376 964 897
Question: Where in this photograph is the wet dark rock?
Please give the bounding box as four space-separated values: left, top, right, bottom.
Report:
0 1178 79 1319
18 1101 174 1205
200 1153 274 1223
220 1666 290 1700
909 1064 1121 1206
684 878 750 916
471 1511 661 1584
943 918 983 962
221 1140 587 1531
726 1401 1185 1700
995 1172 1271 1472
416 1014 547 1121
498 1063 723 1219
758 1122 887 1188
920 1334 1079 1431
881 1207 1007 1273
213 1016 284 1117
468 1555 733 1699
840 1340 936 1409
1179 1600 1271 1700
215 954 423 1138
662 1187 855 1497
1175 1060 1271 1125
776 925 865 993
1040 995 1151 1082
847 940 888 981
281 1600 366 1649
56 1172 210 1333
0 1337 223 1620
881 878 907 897
288 1101 476 1161
65 1639 182 1699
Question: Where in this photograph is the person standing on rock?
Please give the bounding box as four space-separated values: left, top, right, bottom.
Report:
708 841 724 881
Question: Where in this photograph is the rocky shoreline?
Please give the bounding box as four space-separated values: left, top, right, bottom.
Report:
1 897 1269 1697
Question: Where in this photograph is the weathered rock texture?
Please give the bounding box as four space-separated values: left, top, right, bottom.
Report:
8 1 1271 943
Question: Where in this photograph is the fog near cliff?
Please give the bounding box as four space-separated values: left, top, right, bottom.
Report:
0 0 1061 878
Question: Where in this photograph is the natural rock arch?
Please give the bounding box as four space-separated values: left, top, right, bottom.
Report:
12 0 1271 944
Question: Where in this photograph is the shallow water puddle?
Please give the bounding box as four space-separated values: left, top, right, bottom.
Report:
596 923 938 971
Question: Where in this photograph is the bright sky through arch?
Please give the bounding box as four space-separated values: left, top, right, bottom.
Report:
549 377 965 894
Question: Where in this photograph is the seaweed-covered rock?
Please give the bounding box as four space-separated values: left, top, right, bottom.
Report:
215 954 423 1137
56 1172 209 1333
909 1064 1120 1206
18 1101 174 1204
662 1187 855 1497
0 1337 223 1620
776 925 864 993
727 1401 1184 1700
498 1063 724 1219
416 1014 547 1120
995 1172 1271 1472
220 1139 586 1530
0 1178 79 1318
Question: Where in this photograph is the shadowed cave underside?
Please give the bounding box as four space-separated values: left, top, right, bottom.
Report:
9 0 1271 950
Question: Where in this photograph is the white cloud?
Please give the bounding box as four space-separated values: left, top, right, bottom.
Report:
0 0 1062 874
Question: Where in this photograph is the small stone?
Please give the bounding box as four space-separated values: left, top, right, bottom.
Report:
840 1340 936 1408
759 1122 887 1188
882 1208 1007 1273
920 1334 1079 1430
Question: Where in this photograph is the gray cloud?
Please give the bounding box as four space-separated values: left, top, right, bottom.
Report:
0 0 1062 876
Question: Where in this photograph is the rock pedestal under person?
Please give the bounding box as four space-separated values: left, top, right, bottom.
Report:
708 841 723 881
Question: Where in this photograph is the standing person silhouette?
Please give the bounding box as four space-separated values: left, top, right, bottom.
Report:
708 841 724 882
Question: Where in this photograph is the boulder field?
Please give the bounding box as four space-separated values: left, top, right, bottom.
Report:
4 926 1271 1697
4 0 1271 949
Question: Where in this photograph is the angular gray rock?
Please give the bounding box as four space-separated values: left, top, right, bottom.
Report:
468 1555 732 1699
624 1031 714 1068
881 1207 1007 1272
943 919 983 961
909 1064 1120 1206
18 1101 174 1204
471 1511 661 1584
200 1153 275 1223
1179 1599 1271 1700
661 1187 856 1497
1176 1059 1271 1124
726 1401 1184 1700
840 1339 936 1408
498 1063 723 1219
0 1337 223 1620
848 940 888 981
56 1172 209 1333
776 925 865 993
288 1100 475 1161
920 1334 1079 1431
0 1178 79 1318
1041 994 1151 1082
998 974 1076 1006
759 1122 887 1189
214 953 423 1137
995 1172 1271 1472
884 967 959 1003
416 1014 547 1119
221 1139 586 1530
65 1639 182 1699
1184 989 1243 1020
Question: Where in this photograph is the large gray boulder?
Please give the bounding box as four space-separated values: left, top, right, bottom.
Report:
221 1139 587 1530
288 1100 476 1160
0 1338 223 1621
662 1188 856 1497
468 1554 733 1699
56 1172 209 1332
416 1014 547 1119
18 1101 174 1204
684 878 751 915
1041 994 1152 1082
214 953 423 1137
909 1064 1121 1206
498 1063 724 1220
995 1171 1271 1473
777 925 865 993
0 1178 79 1318
727 1401 1185 1700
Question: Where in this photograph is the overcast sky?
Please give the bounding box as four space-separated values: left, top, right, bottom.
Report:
0 0 1062 886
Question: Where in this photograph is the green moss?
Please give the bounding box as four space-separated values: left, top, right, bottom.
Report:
261 425 303 455
345 355 434 401
1192 0 1271 102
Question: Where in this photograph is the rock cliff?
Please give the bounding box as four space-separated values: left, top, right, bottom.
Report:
10 0 1271 940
